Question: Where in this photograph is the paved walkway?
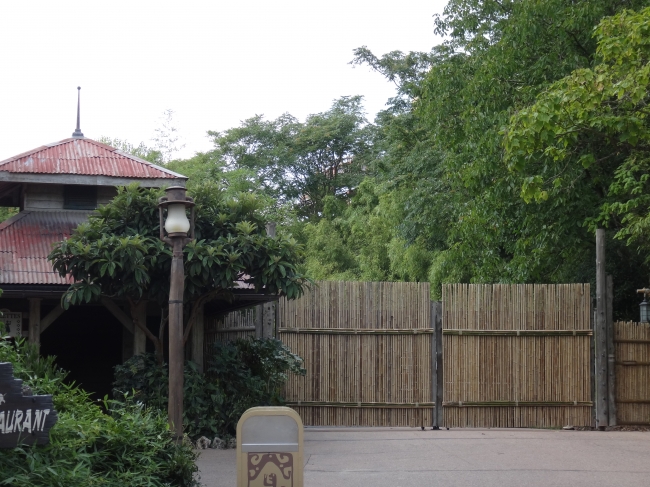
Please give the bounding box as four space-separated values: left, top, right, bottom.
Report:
196 427 650 486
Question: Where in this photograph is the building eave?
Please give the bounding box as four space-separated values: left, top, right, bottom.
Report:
0 172 186 188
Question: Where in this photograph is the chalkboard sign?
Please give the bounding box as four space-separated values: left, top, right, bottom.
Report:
0 362 58 448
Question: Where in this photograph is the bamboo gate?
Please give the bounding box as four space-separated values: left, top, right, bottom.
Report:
443 284 593 428
204 281 650 429
614 321 650 425
278 281 434 427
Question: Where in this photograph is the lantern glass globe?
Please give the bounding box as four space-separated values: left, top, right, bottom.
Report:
165 203 190 234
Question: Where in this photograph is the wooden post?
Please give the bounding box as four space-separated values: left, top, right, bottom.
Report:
168 237 185 441
431 301 443 429
591 304 596 428
607 274 617 426
262 301 275 339
191 303 204 373
260 222 277 340
133 301 147 356
595 228 608 428
28 298 41 347
254 304 264 339
431 301 436 428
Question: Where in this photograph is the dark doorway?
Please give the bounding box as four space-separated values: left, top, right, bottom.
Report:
40 305 122 400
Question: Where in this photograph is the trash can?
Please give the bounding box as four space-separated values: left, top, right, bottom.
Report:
236 406 303 487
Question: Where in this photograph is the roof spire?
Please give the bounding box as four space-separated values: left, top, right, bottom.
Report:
72 86 84 138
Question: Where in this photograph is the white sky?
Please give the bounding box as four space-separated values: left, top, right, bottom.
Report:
0 1 446 161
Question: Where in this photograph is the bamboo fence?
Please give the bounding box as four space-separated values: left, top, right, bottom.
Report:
279 281 433 427
615 321 650 425
204 307 257 353
442 284 593 428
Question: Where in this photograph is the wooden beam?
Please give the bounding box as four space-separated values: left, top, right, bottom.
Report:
254 303 263 339
262 302 275 339
28 298 41 346
596 228 608 427
285 401 435 408
432 301 443 429
39 306 65 333
442 329 592 336
607 274 617 426
100 297 134 334
278 328 434 335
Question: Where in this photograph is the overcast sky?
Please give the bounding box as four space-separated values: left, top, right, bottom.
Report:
0 1 446 161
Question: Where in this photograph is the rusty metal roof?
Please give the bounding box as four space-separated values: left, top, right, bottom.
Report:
0 210 89 285
0 138 186 180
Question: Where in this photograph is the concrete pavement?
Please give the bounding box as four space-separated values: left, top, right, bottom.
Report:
195 427 650 486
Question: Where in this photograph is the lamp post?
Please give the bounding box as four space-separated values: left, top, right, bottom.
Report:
159 186 195 442
638 288 650 323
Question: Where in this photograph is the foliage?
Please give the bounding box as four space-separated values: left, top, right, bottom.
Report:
112 338 306 438
158 0 650 318
0 333 198 487
300 179 433 283
0 206 18 224
208 96 373 219
152 109 186 164
48 183 306 360
113 354 223 440
339 0 650 313
504 7 650 252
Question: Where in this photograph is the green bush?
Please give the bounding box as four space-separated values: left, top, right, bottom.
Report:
0 334 198 487
113 338 306 438
113 354 224 439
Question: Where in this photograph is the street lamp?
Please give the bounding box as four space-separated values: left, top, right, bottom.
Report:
638 288 650 323
159 186 195 442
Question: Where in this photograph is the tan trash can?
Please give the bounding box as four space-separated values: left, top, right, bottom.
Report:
236 406 304 487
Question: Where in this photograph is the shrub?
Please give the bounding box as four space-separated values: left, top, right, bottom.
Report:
113 338 306 438
0 334 198 487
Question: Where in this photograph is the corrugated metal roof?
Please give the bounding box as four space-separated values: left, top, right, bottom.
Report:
0 210 89 285
0 138 186 180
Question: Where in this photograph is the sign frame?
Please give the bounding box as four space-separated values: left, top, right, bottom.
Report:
0 362 58 448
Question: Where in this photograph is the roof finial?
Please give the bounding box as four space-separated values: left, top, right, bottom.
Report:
72 86 84 138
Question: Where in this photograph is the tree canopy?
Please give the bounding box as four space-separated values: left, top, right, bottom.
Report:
48 183 306 360
87 0 650 321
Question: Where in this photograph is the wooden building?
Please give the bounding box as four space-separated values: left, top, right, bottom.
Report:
0 125 275 397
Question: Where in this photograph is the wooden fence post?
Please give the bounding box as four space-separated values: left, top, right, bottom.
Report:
254 304 264 339
607 274 617 426
262 302 275 339
596 228 608 428
28 298 41 347
591 304 596 427
431 301 443 429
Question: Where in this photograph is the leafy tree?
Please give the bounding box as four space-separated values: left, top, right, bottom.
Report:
301 179 433 283
152 109 186 163
208 96 372 219
0 206 18 223
504 7 650 249
48 183 306 363
347 0 649 308
498 5 650 317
